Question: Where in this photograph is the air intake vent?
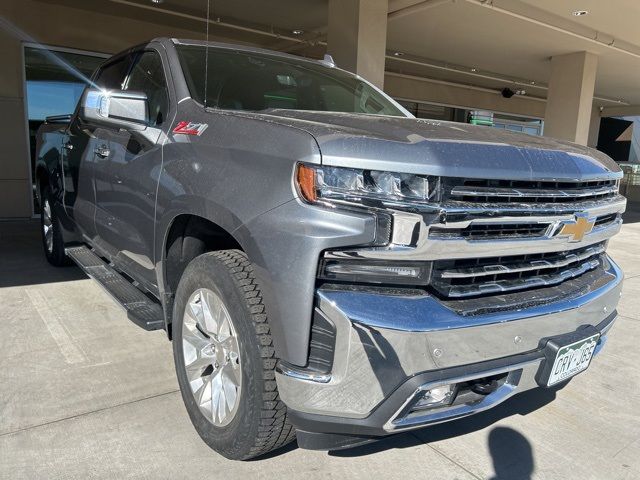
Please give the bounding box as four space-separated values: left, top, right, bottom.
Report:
307 309 336 374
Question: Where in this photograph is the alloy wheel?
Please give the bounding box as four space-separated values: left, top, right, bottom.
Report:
182 288 242 427
43 199 54 254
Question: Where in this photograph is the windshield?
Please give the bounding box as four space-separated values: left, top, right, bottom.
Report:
175 44 408 117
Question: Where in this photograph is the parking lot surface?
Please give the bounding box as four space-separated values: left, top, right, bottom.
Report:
1 206 639 479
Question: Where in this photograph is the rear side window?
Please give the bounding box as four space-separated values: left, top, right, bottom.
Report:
125 51 169 127
94 56 132 90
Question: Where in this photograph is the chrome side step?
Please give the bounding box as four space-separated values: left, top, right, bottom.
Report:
66 246 164 331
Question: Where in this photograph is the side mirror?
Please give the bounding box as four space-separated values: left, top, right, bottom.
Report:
80 89 148 130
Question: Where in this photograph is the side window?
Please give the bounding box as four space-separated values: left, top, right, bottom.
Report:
125 51 169 127
94 56 132 90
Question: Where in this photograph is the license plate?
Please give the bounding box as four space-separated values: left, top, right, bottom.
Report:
546 333 600 387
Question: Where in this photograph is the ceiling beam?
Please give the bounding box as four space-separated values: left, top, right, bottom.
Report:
107 0 309 45
386 53 629 105
600 105 640 117
270 30 328 53
387 71 545 101
388 0 450 21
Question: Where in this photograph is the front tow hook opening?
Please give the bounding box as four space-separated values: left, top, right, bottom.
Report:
469 376 503 395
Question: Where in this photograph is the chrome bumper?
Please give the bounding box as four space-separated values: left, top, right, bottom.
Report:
276 256 623 430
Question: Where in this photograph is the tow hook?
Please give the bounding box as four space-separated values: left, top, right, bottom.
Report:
470 377 501 395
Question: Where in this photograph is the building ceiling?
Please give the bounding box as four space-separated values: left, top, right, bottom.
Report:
384 0 640 106
518 0 640 47
38 0 640 107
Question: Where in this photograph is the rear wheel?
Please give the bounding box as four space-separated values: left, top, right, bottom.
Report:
172 250 296 460
40 187 69 267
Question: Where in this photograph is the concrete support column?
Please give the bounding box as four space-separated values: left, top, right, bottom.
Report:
0 27 32 218
544 51 598 145
587 105 601 148
327 0 388 88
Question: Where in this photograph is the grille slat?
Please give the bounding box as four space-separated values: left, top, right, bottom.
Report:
429 214 619 241
447 178 618 204
429 222 549 240
431 243 605 298
439 244 605 279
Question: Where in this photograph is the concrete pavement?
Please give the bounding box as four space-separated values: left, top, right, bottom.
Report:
0 209 639 480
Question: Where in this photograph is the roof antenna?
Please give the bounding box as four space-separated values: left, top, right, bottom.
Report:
203 0 211 109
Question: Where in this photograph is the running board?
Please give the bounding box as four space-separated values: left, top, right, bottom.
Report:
66 246 164 331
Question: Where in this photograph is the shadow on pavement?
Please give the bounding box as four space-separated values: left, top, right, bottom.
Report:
0 220 87 288
487 427 534 480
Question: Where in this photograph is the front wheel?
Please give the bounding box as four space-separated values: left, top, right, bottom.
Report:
172 250 296 460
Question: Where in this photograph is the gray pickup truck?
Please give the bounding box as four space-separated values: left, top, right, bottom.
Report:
35 38 626 460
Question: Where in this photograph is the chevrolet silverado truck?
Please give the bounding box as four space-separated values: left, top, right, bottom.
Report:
35 38 626 460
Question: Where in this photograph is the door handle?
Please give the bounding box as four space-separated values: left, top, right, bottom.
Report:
94 145 110 158
62 142 73 151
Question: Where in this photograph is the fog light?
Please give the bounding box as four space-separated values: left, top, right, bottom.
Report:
413 384 455 410
318 259 431 285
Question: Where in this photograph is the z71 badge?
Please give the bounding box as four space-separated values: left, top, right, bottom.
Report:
173 121 208 136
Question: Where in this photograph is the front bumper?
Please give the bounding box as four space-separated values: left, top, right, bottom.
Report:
276 255 623 438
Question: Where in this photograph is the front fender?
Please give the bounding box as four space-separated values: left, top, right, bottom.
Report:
237 200 376 366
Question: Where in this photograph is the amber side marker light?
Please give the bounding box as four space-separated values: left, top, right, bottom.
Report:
297 164 317 203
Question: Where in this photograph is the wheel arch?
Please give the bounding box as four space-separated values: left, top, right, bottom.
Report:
158 209 245 338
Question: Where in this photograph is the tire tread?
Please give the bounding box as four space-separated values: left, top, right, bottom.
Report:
206 249 296 458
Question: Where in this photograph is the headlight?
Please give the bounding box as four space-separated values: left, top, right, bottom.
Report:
296 164 441 207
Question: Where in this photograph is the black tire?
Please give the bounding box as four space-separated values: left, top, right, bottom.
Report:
172 249 296 460
40 187 69 267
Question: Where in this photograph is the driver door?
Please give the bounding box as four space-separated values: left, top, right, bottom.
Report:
92 49 169 293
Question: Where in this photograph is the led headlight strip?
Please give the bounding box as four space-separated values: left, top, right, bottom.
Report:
297 164 441 207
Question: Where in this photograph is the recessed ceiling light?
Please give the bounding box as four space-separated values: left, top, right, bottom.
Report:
292 29 304 35
393 52 404 57
572 10 589 16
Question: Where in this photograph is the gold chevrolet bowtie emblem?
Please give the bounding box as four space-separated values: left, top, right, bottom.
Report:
558 214 595 242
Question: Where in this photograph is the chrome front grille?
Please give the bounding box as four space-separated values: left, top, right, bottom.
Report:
428 213 620 241
431 243 606 298
447 178 618 204
322 173 625 304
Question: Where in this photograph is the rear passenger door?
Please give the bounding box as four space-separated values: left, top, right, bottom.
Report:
93 49 171 293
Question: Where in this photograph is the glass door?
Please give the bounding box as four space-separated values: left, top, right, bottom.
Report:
23 44 108 213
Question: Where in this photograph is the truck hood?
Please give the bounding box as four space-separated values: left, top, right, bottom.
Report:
256 110 620 181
